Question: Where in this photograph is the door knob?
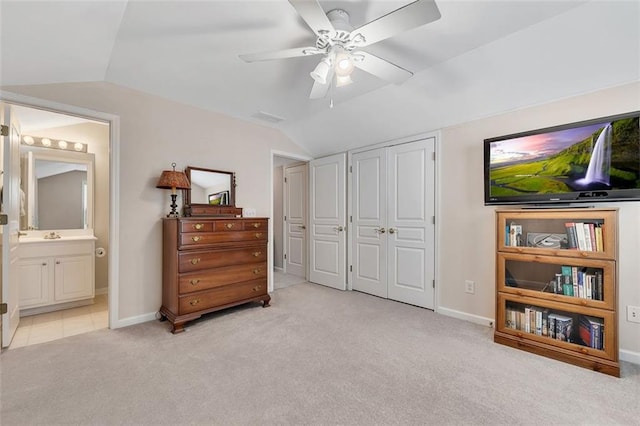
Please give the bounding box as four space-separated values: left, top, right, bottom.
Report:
333 226 344 232
297 225 306 229
375 227 386 234
388 228 397 234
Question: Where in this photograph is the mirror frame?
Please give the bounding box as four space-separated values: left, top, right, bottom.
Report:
183 166 240 217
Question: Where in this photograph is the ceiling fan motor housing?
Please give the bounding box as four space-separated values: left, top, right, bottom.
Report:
316 9 354 50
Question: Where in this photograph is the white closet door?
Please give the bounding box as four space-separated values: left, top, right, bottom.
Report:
351 148 387 298
284 164 307 278
309 153 346 290
387 139 435 309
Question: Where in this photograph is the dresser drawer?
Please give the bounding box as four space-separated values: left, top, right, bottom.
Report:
243 219 267 231
179 279 267 315
179 262 267 294
178 246 266 273
179 231 267 248
215 220 244 232
179 221 214 233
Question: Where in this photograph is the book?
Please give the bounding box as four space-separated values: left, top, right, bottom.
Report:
574 222 587 250
595 224 604 252
564 222 578 249
588 223 597 251
583 223 592 251
549 313 573 342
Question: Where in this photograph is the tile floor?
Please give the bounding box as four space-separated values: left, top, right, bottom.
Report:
8 294 108 350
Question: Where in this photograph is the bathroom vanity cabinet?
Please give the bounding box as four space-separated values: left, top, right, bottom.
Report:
18 237 96 314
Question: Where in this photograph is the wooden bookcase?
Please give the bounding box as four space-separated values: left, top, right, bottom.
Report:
494 208 619 377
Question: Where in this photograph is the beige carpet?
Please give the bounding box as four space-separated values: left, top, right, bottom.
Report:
1 282 639 425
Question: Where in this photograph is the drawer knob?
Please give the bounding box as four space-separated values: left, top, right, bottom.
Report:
190 258 201 265
253 268 262 275
193 223 204 230
189 299 201 306
190 279 200 286
255 233 263 238
580 348 588 354
226 223 234 229
191 236 202 242
252 285 262 292
252 223 260 228
252 251 262 257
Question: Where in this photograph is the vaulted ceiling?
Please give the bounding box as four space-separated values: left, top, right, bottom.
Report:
1 1 638 156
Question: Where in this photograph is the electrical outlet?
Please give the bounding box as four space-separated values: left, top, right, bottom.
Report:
465 280 475 294
628 306 640 324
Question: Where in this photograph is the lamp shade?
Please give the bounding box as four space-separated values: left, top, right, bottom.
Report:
156 170 190 190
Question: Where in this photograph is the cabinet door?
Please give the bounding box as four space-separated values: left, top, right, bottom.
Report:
54 255 94 302
18 258 51 308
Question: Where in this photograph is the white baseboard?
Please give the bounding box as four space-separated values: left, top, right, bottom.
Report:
620 349 640 365
438 306 495 328
111 312 158 329
274 266 284 272
95 287 108 295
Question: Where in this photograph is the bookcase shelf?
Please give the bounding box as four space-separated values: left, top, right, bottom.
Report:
494 208 619 377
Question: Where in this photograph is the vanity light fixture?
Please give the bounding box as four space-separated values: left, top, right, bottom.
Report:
156 162 191 218
21 135 88 153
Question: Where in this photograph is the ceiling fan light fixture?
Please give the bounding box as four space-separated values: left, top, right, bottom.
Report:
335 75 353 87
310 57 332 84
335 53 354 77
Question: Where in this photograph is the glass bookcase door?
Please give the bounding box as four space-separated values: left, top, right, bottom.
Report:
496 209 617 260
497 294 616 361
497 253 615 310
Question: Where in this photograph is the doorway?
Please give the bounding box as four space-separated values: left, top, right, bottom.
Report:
272 152 311 291
1 103 111 348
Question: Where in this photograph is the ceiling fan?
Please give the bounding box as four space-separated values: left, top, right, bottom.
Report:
239 0 441 100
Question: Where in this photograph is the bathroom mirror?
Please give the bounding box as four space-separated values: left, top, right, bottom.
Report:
20 149 94 231
184 166 237 215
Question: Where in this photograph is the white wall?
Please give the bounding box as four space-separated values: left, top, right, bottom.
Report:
438 82 640 359
3 82 310 322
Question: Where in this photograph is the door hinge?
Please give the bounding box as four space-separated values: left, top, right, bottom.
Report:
0 214 7 225
350 215 352 223
349 165 352 173
284 177 287 183
350 265 352 272
432 216 435 225
432 280 435 288
284 253 287 260
0 303 7 315
284 215 287 221
1 125 8 137
432 151 436 161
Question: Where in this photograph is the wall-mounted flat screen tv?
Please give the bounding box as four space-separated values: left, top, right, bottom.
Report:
484 111 640 206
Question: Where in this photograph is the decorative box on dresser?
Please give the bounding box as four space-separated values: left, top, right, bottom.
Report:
160 217 270 333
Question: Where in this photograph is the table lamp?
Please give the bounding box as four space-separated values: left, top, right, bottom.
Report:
156 163 190 217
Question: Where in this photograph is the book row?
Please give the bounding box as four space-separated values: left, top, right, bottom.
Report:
548 266 604 301
564 222 604 252
504 306 605 350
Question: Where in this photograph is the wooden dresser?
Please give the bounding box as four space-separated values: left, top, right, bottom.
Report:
160 217 270 333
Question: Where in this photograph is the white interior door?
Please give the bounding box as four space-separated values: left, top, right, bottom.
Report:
387 139 435 309
309 153 346 290
284 163 307 278
2 103 22 347
350 138 435 309
352 148 387 298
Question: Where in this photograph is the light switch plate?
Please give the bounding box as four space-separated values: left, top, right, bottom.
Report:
243 208 257 217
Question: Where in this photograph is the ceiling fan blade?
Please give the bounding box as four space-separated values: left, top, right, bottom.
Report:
353 51 413 84
351 0 441 47
239 47 321 63
289 0 335 38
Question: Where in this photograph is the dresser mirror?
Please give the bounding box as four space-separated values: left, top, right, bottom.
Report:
184 166 239 216
19 148 94 231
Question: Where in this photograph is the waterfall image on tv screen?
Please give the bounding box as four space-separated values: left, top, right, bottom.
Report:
486 113 640 203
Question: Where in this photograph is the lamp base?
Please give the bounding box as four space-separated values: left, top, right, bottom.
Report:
167 193 180 218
